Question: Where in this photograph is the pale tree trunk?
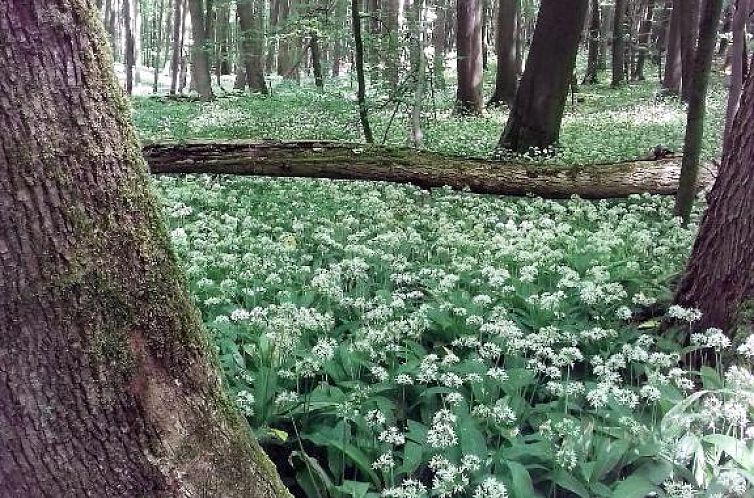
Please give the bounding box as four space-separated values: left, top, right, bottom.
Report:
0 2 291 496
583 0 601 84
633 0 655 80
154 0 166 93
724 0 750 139
134 0 142 85
266 0 281 73
237 0 269 93
676 33 754 333
432 0 448 88
499 0 589 153
409 0 425 147
662 0 682 92
455 0 484 114
170 0 183 93
488 0 520 106
598 3 614 70
384 0 401 92
611 0 626 87
187 0 214 98
674 0 724 223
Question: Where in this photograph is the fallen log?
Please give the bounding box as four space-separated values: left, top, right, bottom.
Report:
142 140 715 199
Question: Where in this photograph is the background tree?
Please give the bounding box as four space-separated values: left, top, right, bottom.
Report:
237 0 269 93
679 0 701 101
0 1 290 495
499 0 589 153
352 0 374 142
583 0 601 84
724 0 751 138
674 0 724 223
187 0 214 98
612 0 627 87
455 0 484 114
488 0 520 106
633 0 656 80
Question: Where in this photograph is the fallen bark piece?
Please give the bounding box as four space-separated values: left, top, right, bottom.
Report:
142 140 714 199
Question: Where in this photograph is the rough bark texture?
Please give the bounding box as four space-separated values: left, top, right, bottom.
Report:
455 0 484 114
676 36 754 332
499 0 588 153
612 0 626 87
0 2 291 496
187 0 214 99
674 0 724 223
583 0 601 84
142 140 713 198
488 0 519 106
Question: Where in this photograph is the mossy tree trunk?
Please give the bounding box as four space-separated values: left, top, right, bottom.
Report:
498 0 588 153
676 36 754 333
0 2 289 496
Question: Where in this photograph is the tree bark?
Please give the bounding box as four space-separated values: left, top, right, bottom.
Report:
432 0 448 89
662 0 682 93
142 140 712 198
0 2 291 496
352 0 374 143
611 0 627 87
488 0 520 106
237 0 269 93
598 3 614 71
583 0 601 84
187 0 214 99
455 0 484 114
724 0 750 139
675 33 754 332
674 0 724 223
633 0 656 80
499 0 589 154
409 0 425 147
679 0 701 102
311 31 324 89
170 0 184 94
124 0 135 94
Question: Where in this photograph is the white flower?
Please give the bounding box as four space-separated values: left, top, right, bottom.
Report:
427 410 458 449
378 427 406 446
372 452 395 470
473 477 508 498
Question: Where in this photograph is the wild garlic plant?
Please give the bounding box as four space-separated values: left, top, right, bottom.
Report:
156 175 749 497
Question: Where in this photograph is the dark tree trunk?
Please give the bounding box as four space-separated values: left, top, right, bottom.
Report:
237 0 269 94
611 0 626 87
633 0 656 80
674 0 724 223
153 0 166 93
144 140 707 198
583 0 601 84
724 0 750 139
311 31 324 89
662 0 682 93
499 0 589 154
0 2 291 496
675 34 754 332
170 0 184 94
488 0 520 106
216 2 230 83
187 0 214 99
679 0 701 101
124 0 135 94
352 0 374 142
455 0 484 114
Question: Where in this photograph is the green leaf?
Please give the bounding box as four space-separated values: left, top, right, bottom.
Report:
302 431 380 485
333 480 370 498
547 469 590 498
506 461 535 498
611 474 658 498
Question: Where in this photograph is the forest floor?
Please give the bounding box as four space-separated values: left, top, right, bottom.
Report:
132 70 742 498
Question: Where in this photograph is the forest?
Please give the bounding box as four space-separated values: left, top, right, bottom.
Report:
2 0 754 497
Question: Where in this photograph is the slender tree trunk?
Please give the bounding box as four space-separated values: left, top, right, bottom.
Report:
205 0 216 77
216 2 230 84
0 2 292 496
187 0 214 99
266 0 281 73
385 0 401 91
455 0 484 114
170 0 183 94
237 0 269 93
311 31 324 89
598 3 614 70
488 0 520 106
662 0 682 93
583 0 601 84
653 0 672 66
154 0 166 93
133 0 142 85
178 3 189 92
352 0 374 142
633 0 655 80
499 0 589 153
611 0 626 87
124 0 135 94
724 0 750 139
674 0 724 223
675 36 754 333
432 0 448 89
410 0 425 147
679 0 701 101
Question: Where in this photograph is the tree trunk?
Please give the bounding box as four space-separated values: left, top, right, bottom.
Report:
724 0 750 139
142 140 711 198
633 0 656 80
598 3 614 70
154 0 166 93
583 0 601 84
384 0 401 91
432 0 448 89
311 31 324 89
674 0 724 223
455 0 484 114
124 0 135 94
237 0 269 94
170 0 184 94
409 0 425 147
679 0 701 102
216 2 230 84
0 2 291 496
611 0 626 87
499 0 589 154
662 0 682 92
488 0 520 106
675 35 754 333
187 0 214 99
352 0 374 142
